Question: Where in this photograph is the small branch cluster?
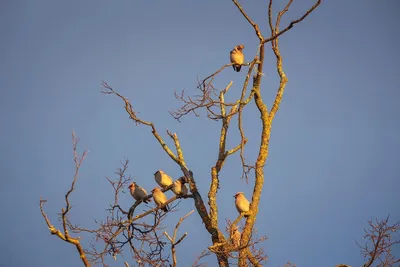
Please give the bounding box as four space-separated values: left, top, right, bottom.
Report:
358 215 400 267
71 163 190 266
40 132 192 266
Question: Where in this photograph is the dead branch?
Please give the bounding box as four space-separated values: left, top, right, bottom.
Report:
208 81 245 239
170 55 259 122
164 210 194 267
171 79 237 121
106 159 132 217
263 0 322 44
102 81 182 166
39 131 90 266
358 215 400 267
192 249 212 267
237 58 258 181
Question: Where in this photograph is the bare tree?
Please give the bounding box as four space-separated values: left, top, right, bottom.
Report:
40 1 400 266
43 1 400 266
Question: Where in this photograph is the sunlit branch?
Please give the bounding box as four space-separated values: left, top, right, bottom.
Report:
39 131 90 266
163 210 194 267
102 81 181 166
208 81 240 242
232 0 263 41
264 0 321 44
231 0 322 266
237 58 258 181
192 249 212 267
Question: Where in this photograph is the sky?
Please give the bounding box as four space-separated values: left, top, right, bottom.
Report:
1 0 399 266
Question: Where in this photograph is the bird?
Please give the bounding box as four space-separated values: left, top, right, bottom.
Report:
128 182 151 203
172 178 188 196
154 170 173 189
151 187 169 212
234 192 250 216
230 224 241 248
230 44 245 72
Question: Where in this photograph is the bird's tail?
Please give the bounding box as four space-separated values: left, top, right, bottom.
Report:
236 65 241 72
162 204 169 212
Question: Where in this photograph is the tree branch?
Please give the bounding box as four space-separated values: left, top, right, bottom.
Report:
232 1 321 266
102 82 229 266
164 210 194 267
263 0 322 44
39 131 90 266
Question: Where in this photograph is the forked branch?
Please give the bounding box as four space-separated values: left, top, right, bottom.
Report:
263 0 322 44
164 210 194 267
39 131 90 267
102 81 182 167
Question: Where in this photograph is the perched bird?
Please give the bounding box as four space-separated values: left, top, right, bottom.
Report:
234 192 250 216
154 170 173 188
230 44 245 72
128 182 151 203
172 178 188 196
151 187 169 212
230 224 241 248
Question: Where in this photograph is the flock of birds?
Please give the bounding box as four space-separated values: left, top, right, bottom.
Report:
129 43 248 213
128 170 249 247
128 170 251 216
127 45 248 246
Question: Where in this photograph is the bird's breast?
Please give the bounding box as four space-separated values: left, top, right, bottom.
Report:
230 52 244 64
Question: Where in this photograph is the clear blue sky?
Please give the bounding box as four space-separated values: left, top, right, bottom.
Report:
1 0 399 266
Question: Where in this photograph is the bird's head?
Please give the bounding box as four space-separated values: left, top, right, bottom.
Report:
234 192 244 198
237 44 245 51
178 176 187 183
128 182 136 189
151 187 160 193
154 170 164 176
